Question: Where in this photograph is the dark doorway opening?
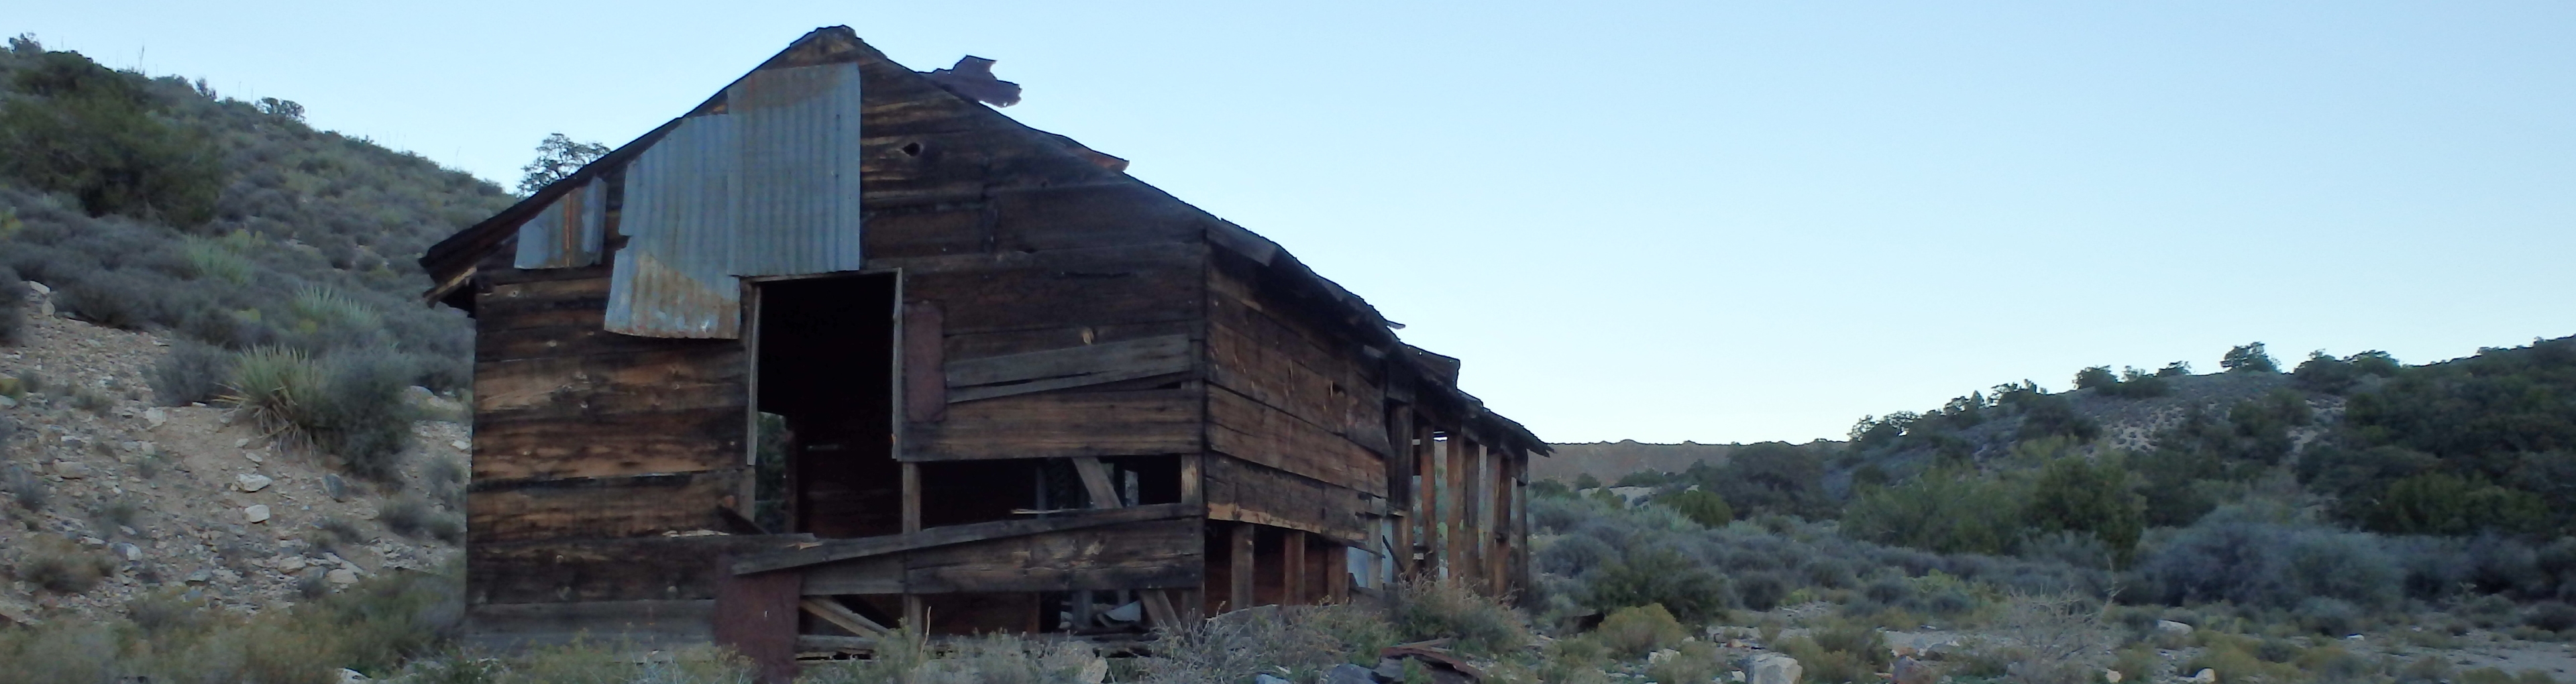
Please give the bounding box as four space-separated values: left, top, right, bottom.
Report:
753 274 899 538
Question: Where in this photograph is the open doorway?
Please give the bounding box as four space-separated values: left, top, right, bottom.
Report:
752 273 899 538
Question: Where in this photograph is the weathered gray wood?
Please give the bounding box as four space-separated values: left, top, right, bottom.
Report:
1071 456 1120 508
946 334 1191 402
802 597 892 636
802 556 905 595
733 502 1193 574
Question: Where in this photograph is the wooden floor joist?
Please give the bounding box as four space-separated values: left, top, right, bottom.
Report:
731 502 1194 575
800 597 892 636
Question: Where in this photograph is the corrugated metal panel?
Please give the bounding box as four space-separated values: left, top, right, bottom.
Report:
606 114 743 339
512 176 606 269
602 63 863 339
729 63 864 276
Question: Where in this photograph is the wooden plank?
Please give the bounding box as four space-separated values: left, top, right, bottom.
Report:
1179 454 1203 506
801 556 906 596
857 203 989 262
945 334 1192 402
941 321 1195 361
903 302 947 421
802 597 892 636
474 349 747 422
480 323 722 363
1141 590 1180 628
1229 523 1256 612
477 277 613 331
473 407 745 481
1207 387 1385 495
468 535 814 605
986 184 1213 253
1201 455 1370 542
1327 545 1350 604
1205 321 1386 455
902 518 1202 593
467 471 739 543
905 388 1201 461
1071 456 1120 508
901 258 1201 335
732 502 1193 574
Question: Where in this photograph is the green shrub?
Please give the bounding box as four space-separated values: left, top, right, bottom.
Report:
1593 604 1683 657
2221 342 2279 374
1586 547 1730 623
4 463 46 512
2023 454 2144 565
0 50 223 225
1843 466 2025 555
381 495 434 540
1658 489 1733 528
16 536 114 593
221 346 416 479
150 339 231 405
1389 578 1530 659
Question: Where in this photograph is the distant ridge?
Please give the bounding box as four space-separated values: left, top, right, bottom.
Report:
1539 440 1741 483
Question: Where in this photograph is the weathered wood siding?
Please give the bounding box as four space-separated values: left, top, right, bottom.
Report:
1201 260 1392 544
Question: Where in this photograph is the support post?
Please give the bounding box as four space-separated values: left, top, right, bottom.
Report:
1230 522 1257 611
1281 530 1307 606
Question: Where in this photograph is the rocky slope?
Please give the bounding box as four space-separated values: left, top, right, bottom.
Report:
0 286 463 626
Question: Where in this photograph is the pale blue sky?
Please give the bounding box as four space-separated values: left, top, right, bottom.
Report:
12 2 2573 444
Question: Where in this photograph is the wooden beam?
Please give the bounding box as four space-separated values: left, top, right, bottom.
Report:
1327 545 1350 604
800 597 891 636
1179 454 1202 506
901 463 922 534
1229 522 1256 611
1141 589 1179 628
731 503 1194 574
945 334 1191 402
1281 530 1307 606
1071 456 1120 508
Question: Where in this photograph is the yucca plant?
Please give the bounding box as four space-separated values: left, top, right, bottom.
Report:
219 346 328 446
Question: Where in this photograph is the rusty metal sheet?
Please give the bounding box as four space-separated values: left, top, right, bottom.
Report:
602 63 863 339
606 113 743 339
729 63 864 277
512 176 606 269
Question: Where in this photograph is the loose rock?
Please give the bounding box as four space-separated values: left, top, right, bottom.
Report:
2188 668 2218 684
52 461 89 479
244 504 271 524
2156 619 2195 636
1748 652 1803 684
236 473 274 492
1324 663 1377 684
326 568 359 585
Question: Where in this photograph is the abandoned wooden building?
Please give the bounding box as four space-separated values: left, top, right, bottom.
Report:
419 26 1547 663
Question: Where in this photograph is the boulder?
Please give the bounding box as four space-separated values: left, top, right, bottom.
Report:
323 473 349 502
236 473 274 492
142 408 166 428
1748 652 1803 684
326 568 360 585
244 505 271 524
1253 675 1291 684
279 557 309 572
2188 668 2217 683
336 667 369 683
51 461 88 479
1076 656 1110 684
2155 620 2194 636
